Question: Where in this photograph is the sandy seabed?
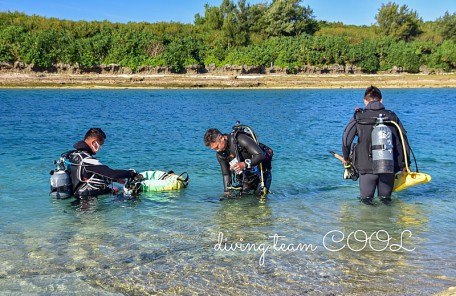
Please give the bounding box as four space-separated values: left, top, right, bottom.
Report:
1 72 456 89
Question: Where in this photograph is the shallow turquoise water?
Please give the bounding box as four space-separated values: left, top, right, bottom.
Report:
0 89 455 295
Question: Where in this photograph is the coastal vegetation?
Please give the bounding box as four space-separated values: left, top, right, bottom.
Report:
0 0 455 74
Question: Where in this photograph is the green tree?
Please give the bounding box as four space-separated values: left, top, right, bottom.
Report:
246 2 268 39
195 1 253 48
232 0 251 46
263 0 318 37
194 4 223 31
55 30 79 64
375 2 422 41
221 0 239 47
381 40 421 72
20 30 59 67
161 36 205 72
1 9 454 73
0 25 26 61
438 40 456 69
104 29 158 69
436 11 456 42
350 40 380 73
0 41 13 62
77 31 112 67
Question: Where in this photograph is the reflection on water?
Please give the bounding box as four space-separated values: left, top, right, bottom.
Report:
0 186 453 295
322 199 431 295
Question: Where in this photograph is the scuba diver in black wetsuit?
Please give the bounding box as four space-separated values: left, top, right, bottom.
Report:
66 128 140 198
342 86 410 203
204 125 273 198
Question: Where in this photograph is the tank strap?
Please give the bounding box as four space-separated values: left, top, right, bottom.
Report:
372 144 391 150
229 131 241 161
355 109 396 125
61 149 76 158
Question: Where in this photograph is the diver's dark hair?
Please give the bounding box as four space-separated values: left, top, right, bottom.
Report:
364 85 382 102
84 128 107 142
204 128 222 146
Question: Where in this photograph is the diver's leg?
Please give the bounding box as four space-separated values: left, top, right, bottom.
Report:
378 173 395 201
359 173 377 201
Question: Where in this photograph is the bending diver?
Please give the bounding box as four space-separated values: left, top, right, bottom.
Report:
204 124 273 198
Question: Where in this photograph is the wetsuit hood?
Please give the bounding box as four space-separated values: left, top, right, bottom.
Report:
365 101 385 111
73 140 93 155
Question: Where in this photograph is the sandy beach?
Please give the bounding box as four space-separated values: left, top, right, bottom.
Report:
1 72 456 89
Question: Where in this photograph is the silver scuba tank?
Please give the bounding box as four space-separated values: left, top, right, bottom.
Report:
50 157 72 199
371 115 394 174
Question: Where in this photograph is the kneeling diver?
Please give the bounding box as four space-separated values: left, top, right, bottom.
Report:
67 128 140 198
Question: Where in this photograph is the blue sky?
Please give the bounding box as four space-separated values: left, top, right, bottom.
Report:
1 0 455 25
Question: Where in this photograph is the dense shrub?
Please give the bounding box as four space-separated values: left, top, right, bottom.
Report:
0 9 455 73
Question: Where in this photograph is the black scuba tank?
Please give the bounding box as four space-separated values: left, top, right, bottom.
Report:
50 156 72 199
371 115 394 174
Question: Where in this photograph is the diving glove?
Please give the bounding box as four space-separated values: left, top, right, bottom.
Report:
343 162 359 181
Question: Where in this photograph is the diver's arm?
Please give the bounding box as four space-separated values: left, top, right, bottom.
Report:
83 158 133 180
342 118 357 161
222 175 231 192
216 154 231 192
236 134 266 166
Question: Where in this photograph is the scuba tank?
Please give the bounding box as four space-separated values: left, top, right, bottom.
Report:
50 156 72 199
371 115 394 174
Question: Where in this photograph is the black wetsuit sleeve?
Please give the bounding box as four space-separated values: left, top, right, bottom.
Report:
236 134 266 166
85 164 133 180
342 117 357 161
216 154 231 192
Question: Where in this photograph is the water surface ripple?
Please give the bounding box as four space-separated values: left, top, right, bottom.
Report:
0 89 455 295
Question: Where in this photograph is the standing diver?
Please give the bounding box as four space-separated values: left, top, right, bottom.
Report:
204 125 273 198
342 86 410 203
66 128 140 198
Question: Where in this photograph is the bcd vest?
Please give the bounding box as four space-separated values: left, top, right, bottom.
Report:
353 108 400 174
68 150 111 197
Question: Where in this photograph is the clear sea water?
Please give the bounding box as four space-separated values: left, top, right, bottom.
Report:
0 88 455 295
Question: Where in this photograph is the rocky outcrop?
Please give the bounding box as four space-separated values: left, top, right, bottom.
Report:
0 61 423 76
136 66 173 74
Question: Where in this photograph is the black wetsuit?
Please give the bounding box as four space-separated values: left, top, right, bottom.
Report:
216 133 273 193
68 141 134 198
342 101 410 199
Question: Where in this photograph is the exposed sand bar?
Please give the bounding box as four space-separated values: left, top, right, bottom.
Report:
1 72 456 89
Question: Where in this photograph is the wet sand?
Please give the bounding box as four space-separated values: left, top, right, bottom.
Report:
1 72 456 89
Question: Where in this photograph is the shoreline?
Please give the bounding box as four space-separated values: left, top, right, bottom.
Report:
1 72 456 89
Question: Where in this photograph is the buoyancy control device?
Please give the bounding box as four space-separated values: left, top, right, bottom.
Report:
371 115 394 174
230 122 272 198
49 155 72 199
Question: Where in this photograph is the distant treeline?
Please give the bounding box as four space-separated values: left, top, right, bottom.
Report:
1 0 456 74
